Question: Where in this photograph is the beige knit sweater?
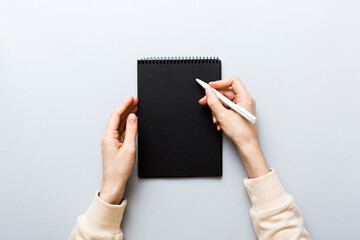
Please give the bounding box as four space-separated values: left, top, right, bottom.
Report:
69 170 310 240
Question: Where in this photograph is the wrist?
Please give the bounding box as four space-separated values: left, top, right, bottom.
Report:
234 137 260 154
100 179 127 205
235 140 270 178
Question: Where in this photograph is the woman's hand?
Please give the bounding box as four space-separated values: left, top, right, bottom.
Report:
99 97 138 204
199 76 269 178
199 76 258 147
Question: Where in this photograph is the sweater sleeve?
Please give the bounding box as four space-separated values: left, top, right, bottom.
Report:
243 169 311 240
69 191 127 240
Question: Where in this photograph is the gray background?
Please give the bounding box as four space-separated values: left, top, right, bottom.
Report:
1 0 359 239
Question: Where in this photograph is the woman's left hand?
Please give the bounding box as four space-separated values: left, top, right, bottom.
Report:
99 97 138 205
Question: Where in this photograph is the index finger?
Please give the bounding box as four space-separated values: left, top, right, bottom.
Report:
104 97 134 135
209 76 248 95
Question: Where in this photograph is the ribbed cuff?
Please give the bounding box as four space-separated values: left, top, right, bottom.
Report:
243 169 289 212
84 191 127 234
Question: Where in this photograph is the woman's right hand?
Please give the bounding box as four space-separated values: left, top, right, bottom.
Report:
198 76 269 178
198 76 258 147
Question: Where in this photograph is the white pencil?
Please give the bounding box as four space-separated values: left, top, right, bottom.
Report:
196 78 257 124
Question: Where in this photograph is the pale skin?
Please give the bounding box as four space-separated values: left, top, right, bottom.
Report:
100 76 270 204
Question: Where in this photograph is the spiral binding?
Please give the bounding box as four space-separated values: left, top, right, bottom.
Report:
138 56 220 64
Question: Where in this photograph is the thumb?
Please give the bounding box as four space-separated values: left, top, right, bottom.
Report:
124 113 138 147
206 88 226 119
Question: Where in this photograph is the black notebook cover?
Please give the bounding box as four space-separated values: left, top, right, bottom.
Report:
137 57 222 178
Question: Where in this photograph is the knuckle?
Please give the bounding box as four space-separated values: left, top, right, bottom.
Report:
208 101 219 110
100 139 106 148
101 136 111 146
110 111 120 118
126 127 136 135
245 95 254 103
113 132 119 139
123 145 135 154
208 100 215 107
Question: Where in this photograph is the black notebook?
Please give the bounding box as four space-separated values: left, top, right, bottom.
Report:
137 57 222 178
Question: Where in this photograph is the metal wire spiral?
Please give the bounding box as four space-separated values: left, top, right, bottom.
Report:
138 56 220 64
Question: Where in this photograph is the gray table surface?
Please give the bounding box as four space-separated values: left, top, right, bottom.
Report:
1 0 360 239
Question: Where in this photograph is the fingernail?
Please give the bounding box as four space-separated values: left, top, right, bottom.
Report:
206 88 212 96
128 113 136 124
212 115 216 123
